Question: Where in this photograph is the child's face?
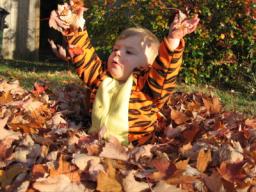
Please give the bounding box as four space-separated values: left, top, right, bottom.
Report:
107 35 155 81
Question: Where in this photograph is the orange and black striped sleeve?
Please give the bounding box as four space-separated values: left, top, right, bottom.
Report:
64 30 104 88
143 38 185 108
144 38 185 106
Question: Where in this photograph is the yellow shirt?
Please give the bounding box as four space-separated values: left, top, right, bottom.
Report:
89 75 133 145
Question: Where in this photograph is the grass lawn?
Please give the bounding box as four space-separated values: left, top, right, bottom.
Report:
0 59 255 117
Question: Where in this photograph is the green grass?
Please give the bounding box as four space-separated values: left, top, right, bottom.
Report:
0 59 81 89
0 59 255 117
177 84 256 117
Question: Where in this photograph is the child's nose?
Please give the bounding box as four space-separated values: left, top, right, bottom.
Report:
114 50 121 56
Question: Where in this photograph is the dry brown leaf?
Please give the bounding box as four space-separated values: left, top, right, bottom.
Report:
0 163 27 188
166 173 197 185
219 143 244 163
100 137 128 161
196 149 212 172
148 158 176 180
202 96 222 114
175 159 189 170
245 118 256 128
179 142 193 155
0 80 25 95
203 171 224 192
122 171 149 192
153 181 185 192
49 155 80 182
86 143 101 156
96 159 122 192
32 164 48 179
33 175 85 192
130 144 154 161
182 122 200 143
218 161 247 184
0 91 13 105
72 153 101 171
202 97 211 112
212 96 222 113
0 137 15 160
171 110 190 125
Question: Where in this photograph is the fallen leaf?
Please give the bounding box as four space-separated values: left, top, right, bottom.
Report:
96 159 122 192
122 171 149 192
153 181 185 192
175 159 189 170
49 154 80 182
32 164 48 179
245 118 256 128
130 144 154 161
0 163 27 188
196 149 212 172
219 143 244 163
32 82 47 96
33 174 85 192
171 109 190 125
203 171 224 192
0 137 15 160
148 158 176 180
218 161 247 185
100 137 128 161
0 91 13 105
72 153 101 171
212 96 222 113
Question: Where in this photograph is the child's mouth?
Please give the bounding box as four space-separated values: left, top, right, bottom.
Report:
112 61 121 67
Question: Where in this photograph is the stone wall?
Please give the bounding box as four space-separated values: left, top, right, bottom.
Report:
0 0 40 60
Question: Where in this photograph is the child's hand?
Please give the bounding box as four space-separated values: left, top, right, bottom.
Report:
49 1 87 34
49 7 70 34
169 11 200 39
166 11 200 50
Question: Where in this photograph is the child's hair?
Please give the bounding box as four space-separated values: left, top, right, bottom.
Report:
117 27 160 58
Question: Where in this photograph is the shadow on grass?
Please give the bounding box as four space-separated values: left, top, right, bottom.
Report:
0 59 73 72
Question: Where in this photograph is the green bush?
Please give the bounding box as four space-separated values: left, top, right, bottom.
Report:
70 0 256 97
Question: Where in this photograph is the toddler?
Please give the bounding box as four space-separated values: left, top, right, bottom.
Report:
49 1 199 145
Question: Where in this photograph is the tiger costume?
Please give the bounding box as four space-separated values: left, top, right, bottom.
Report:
65 30 184 145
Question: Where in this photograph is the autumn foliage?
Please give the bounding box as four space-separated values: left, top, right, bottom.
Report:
0 79 255 191
80 0 255 96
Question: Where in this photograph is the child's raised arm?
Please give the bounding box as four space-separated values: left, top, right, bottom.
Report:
48 1 104 88
145 11 199 107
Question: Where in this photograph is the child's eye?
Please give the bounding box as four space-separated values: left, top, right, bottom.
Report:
126 50 133 55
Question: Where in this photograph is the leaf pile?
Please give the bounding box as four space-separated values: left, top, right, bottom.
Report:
0 79 256 192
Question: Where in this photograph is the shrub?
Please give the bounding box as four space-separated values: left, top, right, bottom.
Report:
64 0 256 97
